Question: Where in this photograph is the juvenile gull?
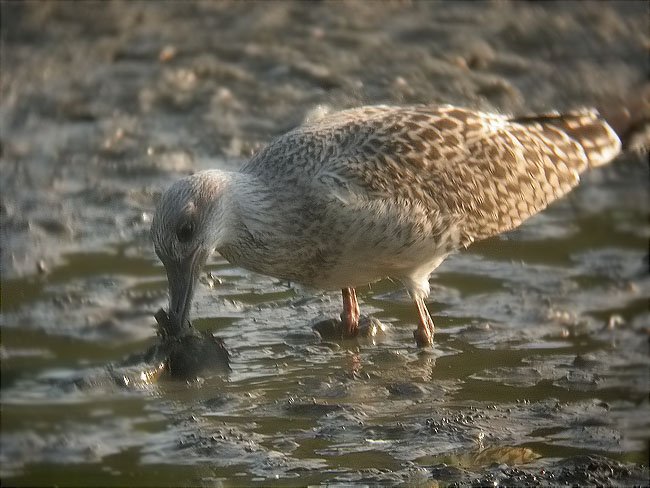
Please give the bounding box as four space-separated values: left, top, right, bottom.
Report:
151 104 621 347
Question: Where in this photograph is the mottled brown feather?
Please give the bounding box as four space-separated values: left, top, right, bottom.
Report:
243 105 620 247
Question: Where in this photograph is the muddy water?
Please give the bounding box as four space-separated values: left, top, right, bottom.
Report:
1 1 649 486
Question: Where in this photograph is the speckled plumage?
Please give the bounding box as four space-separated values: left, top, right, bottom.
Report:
151 104 621 345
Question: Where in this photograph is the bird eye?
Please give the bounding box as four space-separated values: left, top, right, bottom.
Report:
176 221 194 243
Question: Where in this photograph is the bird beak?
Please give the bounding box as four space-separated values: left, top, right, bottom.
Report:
165 247 209 329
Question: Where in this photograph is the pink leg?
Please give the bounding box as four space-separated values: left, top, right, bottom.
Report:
340 287 360 337
413 296 435 347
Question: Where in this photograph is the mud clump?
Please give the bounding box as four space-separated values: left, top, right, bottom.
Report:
140 308 230 380
64 310 231 390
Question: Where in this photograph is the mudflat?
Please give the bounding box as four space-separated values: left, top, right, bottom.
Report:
1 2 648 485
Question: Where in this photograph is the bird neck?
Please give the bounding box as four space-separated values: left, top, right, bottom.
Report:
211 171 274 250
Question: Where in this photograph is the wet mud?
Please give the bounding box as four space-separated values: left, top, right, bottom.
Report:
1 1 649 486
145 308 230 380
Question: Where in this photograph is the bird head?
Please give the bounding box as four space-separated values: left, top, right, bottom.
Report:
151 171 230 328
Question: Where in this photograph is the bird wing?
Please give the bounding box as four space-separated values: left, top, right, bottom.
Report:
242 105 620 247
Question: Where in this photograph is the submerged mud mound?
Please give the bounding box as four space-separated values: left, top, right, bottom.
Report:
111 309 231 384
146 308 230 380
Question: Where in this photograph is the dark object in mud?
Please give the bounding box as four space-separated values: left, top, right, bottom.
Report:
143 308 230 380
154 307 187 338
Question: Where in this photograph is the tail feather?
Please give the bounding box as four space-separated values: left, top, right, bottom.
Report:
511 109 622 168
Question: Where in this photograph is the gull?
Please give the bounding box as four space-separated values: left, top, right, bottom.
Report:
151 104 621 346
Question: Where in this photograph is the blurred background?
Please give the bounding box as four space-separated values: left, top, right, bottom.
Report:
1 1 648 486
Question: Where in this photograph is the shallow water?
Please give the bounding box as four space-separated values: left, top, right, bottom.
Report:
1 1 649 486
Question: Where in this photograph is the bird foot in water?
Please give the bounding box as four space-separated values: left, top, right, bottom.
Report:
312 315 386 341
413 326 434 348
